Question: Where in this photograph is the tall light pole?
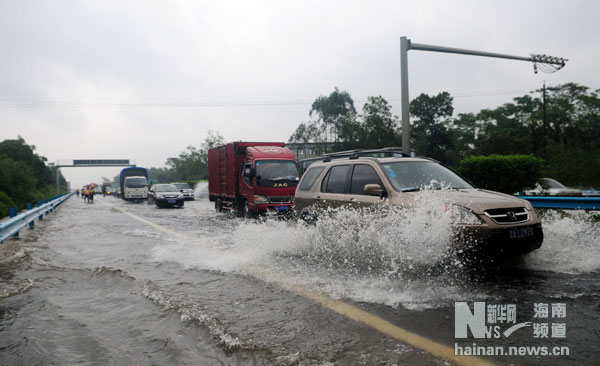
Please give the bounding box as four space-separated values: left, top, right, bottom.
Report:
400 37 411 155
399 36 567 155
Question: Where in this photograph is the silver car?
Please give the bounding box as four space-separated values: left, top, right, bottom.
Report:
173 182 195 200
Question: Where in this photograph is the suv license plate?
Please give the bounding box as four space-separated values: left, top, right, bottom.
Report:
168 200 176 204
275 206 288 212
509 226 535 240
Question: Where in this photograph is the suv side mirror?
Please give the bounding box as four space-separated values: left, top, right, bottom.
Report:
363 184 387 198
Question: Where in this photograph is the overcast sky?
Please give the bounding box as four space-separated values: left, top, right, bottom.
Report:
1 0 599 188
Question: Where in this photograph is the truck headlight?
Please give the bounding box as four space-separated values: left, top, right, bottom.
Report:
450 205 483 225
253 195 269 204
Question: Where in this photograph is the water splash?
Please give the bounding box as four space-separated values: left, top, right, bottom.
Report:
522 210 600 274
150 189 481 309
194 181 208 199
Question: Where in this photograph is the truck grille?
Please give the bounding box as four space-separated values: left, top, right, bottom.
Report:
268 196 294 204
484 207 529 224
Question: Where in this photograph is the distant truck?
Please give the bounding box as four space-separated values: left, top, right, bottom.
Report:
120 167 148 201
208 142 299 216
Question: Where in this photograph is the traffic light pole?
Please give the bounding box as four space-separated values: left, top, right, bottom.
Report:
399 36 567 154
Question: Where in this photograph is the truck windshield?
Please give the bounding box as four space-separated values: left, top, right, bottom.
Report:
381 161 473 192
125 177 148 188
255 160 300 187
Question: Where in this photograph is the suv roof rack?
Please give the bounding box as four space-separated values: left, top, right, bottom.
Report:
321 147 409 162
297 147 411 175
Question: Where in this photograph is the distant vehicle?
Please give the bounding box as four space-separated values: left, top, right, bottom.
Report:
147 184 185 208
102 182 113 196
172 182 195 200
523 178 583 197
114 186 121 198
582 189 600 197
120 167 148 201
208 142 298 216
294 153 543 260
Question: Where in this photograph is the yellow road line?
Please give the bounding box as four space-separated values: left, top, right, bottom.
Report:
102 199 493 366
289 284 492 366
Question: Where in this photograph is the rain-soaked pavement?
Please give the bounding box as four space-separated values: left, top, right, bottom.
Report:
1 188 599 365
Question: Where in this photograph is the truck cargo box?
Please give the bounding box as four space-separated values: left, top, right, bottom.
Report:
208 141 288 202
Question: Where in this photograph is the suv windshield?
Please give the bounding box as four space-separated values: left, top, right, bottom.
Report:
155 184 177 192
173 183 190 189
125 177 148 188
381 161 472 191
256 160 300 187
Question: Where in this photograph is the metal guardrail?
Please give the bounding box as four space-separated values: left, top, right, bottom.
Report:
0 192 74 243
518 195 600 210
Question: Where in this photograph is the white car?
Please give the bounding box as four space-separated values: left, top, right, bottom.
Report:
173 182 195 200
524 178 582 196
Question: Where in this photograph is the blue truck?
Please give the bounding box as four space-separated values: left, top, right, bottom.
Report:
120 167 148 201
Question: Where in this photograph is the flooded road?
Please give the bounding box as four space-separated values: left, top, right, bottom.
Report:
1 192 599 365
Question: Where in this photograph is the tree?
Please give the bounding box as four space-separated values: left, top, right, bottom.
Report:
148 130 226 183
0 137 67 217
310 87 357 146
360 96 400 148
410 92 455 163
201 129 225 150
289 121 321 144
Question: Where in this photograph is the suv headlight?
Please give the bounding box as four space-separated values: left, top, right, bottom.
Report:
450 205 483 225
177 193 184 198
156 194 165 199
253 195 269 204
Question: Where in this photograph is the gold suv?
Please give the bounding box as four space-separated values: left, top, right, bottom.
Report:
294 156 543 259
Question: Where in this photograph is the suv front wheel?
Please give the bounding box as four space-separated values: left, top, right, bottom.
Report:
299 210 317 225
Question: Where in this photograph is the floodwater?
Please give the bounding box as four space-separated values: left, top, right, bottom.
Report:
1 187 599 365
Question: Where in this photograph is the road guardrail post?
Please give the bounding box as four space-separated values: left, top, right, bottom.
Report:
9 208 18 238
27 203 34 228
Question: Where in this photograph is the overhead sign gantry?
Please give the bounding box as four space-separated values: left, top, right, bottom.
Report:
53 159 136 194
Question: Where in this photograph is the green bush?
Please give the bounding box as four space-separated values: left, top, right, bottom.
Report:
0 191 17 218
457 154 543 194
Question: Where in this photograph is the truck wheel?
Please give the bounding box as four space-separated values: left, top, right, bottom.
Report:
215 198 223 213
241 201 252 218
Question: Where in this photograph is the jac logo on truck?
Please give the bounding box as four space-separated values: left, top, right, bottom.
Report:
257 147 282 154
274 183 288 187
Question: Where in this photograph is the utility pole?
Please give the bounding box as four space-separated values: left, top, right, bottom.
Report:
533 82 561 136
399 36 568 155
543 82 547 134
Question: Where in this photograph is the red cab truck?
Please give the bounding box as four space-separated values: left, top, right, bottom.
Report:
208 142 299 216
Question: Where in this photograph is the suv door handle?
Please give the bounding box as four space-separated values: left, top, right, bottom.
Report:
348 197 355 201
